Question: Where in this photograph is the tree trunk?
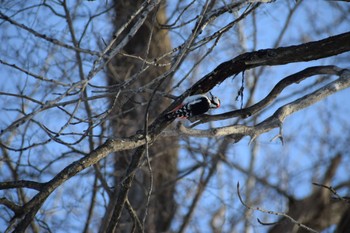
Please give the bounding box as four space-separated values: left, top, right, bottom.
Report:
99 1 178 232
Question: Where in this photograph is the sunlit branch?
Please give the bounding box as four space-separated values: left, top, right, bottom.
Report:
164 68 350 142
194 65 346 125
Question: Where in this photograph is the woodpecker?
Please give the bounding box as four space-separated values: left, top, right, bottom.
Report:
166 92 220 119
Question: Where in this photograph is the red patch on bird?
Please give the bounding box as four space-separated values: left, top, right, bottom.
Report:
172 103 184 111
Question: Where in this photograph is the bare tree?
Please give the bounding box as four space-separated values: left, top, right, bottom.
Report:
0 1 350 233
99 1 177 232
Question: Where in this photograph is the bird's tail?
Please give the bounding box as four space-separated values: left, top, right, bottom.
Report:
165 109 189 119
165 103 186 119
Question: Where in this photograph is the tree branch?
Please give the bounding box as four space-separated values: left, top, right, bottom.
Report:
164 67 350 141
0 11 99 56
194 65 345 124
0 180 44 191
189 31 350 95
0 198 22 215
237 182 319 233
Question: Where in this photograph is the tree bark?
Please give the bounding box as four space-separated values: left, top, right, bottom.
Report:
100 1 178 232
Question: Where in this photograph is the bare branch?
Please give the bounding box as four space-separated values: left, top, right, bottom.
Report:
0 11 100 56
195 65 344 124
125 199 144 233
312 183 350 204
189 31 350 95
159 32 350 120
0 198 22 215
0 59 69 86
0 180 44 191
237 182 319 233
164 67 350 141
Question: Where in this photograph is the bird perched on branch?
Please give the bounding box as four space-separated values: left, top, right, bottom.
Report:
165 92 220 119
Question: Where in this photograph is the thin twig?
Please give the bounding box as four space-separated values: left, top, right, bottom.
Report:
312 182 350 204
237 182 319 233
125 199 144 233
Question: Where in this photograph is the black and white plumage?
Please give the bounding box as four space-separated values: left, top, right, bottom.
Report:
166 93 220 119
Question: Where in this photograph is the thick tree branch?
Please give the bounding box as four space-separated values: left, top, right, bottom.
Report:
189 31 350 95
0 180 44 191
156 32 350 126
9 136 150 232
165 68 350 141
194 65 345 124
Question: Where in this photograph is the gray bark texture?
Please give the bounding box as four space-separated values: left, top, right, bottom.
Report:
100 1 178 232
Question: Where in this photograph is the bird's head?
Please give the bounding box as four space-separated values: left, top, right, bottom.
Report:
209 92 220 108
